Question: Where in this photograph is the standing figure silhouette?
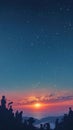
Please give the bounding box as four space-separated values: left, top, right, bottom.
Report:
1 96 6 109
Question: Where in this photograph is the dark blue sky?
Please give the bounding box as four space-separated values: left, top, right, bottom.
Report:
0 0 73 92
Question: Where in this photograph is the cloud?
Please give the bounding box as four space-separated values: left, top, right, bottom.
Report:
13 93 73 107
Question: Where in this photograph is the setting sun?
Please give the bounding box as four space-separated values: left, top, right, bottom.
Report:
34 103 42 109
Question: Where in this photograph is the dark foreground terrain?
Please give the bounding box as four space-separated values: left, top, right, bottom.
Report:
0 95 73 130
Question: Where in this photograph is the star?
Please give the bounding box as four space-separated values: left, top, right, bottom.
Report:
36 35 40 40
30 42 34 47
55 32 60 36
59 7 63 12
66 8 70 12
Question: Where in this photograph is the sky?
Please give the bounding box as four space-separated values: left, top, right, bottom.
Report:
0 0 73 118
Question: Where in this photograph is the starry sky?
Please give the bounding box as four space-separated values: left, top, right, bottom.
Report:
0 0 73 117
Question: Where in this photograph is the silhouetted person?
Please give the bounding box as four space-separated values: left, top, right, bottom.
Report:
27 117 36 130
69 107 73 117
63 114 68 122
45 123 50 130
24 120 28 129
15 110 20 122
9 106 13 113
9 105 14 118
19 111 23 123
1 96 6 109
44 124 46 130
15 110 19 118
55 118 59 129
28 117 35 126
40 124 44 130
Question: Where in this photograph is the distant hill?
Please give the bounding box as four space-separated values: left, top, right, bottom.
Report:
23 116 63 129
39 116 63 123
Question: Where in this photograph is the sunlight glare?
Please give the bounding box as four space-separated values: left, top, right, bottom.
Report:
34 103 42 109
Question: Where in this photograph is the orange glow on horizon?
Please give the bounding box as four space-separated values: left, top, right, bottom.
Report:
1 89 73 115
33 103 42 109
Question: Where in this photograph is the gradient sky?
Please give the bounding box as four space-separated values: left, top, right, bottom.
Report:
0 0 73 118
